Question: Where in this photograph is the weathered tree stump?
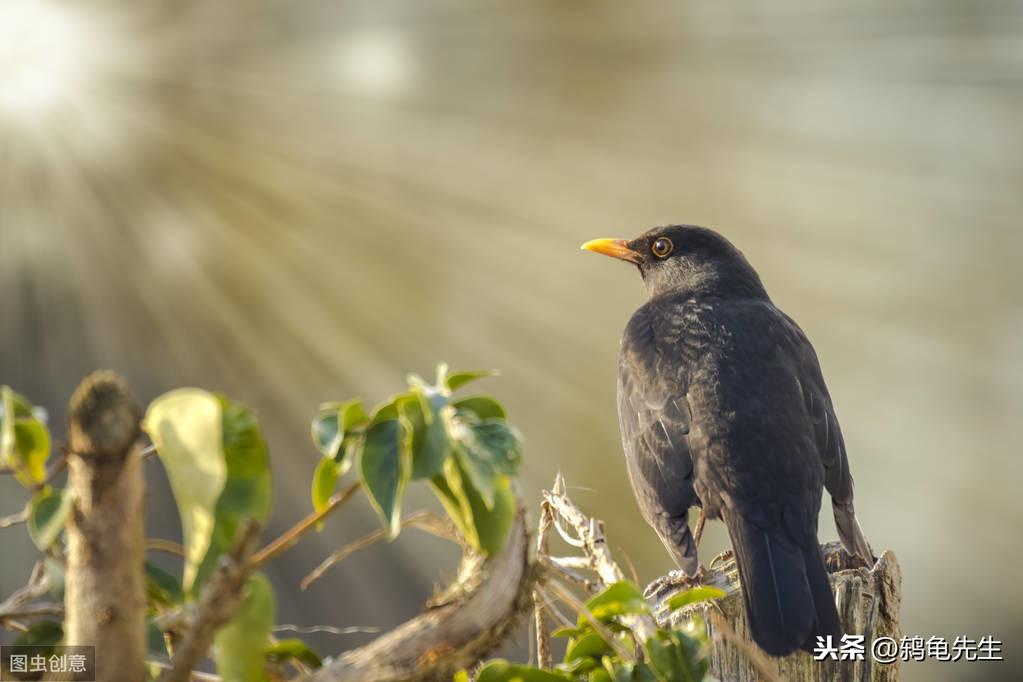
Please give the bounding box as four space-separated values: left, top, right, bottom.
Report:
662 542 902 682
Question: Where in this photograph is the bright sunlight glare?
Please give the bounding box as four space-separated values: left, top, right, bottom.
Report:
0 0 98 122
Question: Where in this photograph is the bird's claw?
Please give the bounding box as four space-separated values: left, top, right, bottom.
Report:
643 566 707 601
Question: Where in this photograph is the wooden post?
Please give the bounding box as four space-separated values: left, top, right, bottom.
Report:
663 542 903 682
64 372 147 682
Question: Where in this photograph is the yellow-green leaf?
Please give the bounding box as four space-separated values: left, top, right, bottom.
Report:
666 586 727 612
445 369 498 393
193 396 272 590
144 388 227 593
580 581 649 626
265 639 322 669
1 387 51 487
311 457 340 520
214 573 275 682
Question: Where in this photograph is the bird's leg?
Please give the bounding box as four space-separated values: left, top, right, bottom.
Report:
643 565 708 602
643 509 712 601
692 509 706 547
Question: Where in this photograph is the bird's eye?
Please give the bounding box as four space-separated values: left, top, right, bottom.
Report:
651 237 673 258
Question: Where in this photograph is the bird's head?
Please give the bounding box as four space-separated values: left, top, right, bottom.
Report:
581 225 768 300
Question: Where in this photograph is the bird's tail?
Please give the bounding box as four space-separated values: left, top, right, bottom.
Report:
724 511 841 657
833 498 873 567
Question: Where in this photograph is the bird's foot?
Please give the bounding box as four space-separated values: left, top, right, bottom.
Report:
709 548 734 569
643 566 707 602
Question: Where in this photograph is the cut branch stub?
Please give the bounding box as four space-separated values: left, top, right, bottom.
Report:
64 371 147 682
662 542 902 682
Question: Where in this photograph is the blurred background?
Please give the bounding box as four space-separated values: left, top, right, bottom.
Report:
1 1 1021 679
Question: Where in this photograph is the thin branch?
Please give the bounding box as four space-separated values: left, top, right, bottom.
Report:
158 520 262 682
0 561 51 626
534 499 553 670
543 482 658 643
0 602 64 620
249 481 361 569
300 510 456 590
147 539 187 557
0 507 29 529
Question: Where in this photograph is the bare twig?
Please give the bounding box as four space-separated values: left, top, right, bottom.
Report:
543 477 658 643
0 561 52 627
301 510 456 590
0 507 28 529
158 520 262 682
147 539 187 557
249 481 361 569
533 499 553 669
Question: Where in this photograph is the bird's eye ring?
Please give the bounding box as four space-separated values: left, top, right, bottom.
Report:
651 237 673 258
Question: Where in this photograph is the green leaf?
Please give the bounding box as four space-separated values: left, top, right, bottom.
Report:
145 561 185 609
311 457 341 517
28 486 71 550
397 394 450 481
452 395 506 421
145 388 228 593
588 669 613 682
466 472 516 556
476 659 569 682
666 586 727 612
265 639 323 670
215 573 275 682
445 369 498 392
193 396 272 590
452 438 497 510
642 630 707 682
470 420 522 476
358 419 410 539
430 456 515 556
429 460 476 547
145 390 271 594
580 581 649 626
565 630 612 664
14 620 63 648
311 399 367 464
552 625 588 639
1 387 51 487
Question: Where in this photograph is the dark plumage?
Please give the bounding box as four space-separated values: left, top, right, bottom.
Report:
583 225 872 657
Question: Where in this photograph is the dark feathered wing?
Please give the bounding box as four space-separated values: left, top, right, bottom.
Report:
617 305 700 574
783 314 873 566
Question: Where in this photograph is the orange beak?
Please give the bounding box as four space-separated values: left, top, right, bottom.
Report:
580 238 642 265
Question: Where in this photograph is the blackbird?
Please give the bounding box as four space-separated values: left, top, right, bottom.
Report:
582 225 872 657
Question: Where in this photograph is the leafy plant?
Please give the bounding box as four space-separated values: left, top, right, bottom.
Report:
0 365 528 680
467 581 723 682
310 363 522 554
